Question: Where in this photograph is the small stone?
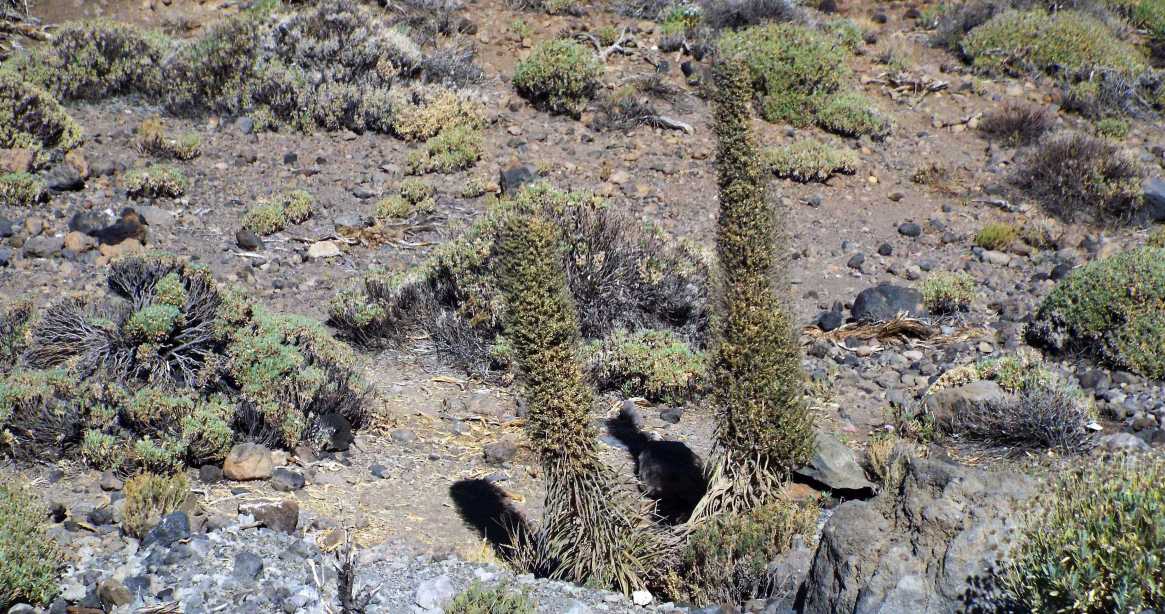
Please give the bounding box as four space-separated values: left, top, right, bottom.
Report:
980 250 1011 266
233 551 265 581
632 589 653 606
100 470 124 491
847 253 865 269
97 579 133 607
897 222 922 237
877 243 892 256
307 240 341 259
236 116 255 134
270 467 305 492
390 429 416 443
223 443 274 481
45 163 85 192
660 406 683 424
414 575 455 609
142 511 190 548
483 440 518 464
369 464 389 479
499 164 537 195
63 231 96 254
199 464 223 483
239 499 299 534
236 228 264 251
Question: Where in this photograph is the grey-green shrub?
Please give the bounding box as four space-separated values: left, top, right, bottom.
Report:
0 482 62 609
584 329 706 404
512 40 602 117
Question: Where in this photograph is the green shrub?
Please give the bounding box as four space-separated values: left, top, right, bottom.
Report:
678 499 818 604
0 482 62 609
1027 247 1165 379
16 19 171 100
512 40 602 117
374 195 436 221
124 164 187 198
690 58 814 523
0 172 46 207
136 116 201 160
1014 131 1142 224
921 271 976 314
444 582 535 614
407 124 483 174
80 429 122 470
763 140 858 182
1149 226 1165 248
121 471 188 538
718 23 850 126
0 71 83 168
390 86 483 141
961 10 1146 76
241 190 314 235
131 435 186 473
815 92 890 138
0 368 84 459
0 302 34 370
974 222 1018 250
1006 453 1165 612
585 329 706 404
1095 116 1130 139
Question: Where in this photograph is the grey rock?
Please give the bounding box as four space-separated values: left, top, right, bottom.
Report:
69 210 113 235
98 579 133 607
100 470 123 491
318 412 354 452
1099 432 1149 450
847 253 865 269
236 116 255 134
22 235 63 258
483 440 518 465
877 243 892 256
333 213 369 234
143 512 190 548
239 499 299 534
199 464 223 483
499 164 537 195
391 429 417 443
414 574 455 609
0 247 11 267
660 406 684 424
270 468 305 492
370 464 389 479
45 163 84 192
979 250 1011 266
1141 176 1165 222
852 284 927 322
236 228 264 251
233 551 265 581
924 380 1007 425
0 217 13 238
796 431 876 493
7 604 35 614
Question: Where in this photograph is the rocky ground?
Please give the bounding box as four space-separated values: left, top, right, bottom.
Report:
3 0 1165 612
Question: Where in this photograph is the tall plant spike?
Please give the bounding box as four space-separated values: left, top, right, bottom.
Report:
688 57 815 524
496 211 662 594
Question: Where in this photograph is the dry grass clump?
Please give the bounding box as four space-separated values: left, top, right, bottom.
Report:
135 116 201 160
921 271 976 314
974 222 1018 250
979 101 1054 145
1013 131 1143 224
121 471 188 538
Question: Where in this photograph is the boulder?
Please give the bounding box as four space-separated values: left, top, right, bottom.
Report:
307 240 341 259
797 454 1034 613
142 511 190 548
1141 176 1165 223
22 235 63 258
852 284 927 322
796 431 877 494
223 443 274 481
499 164 537 195
239 499 299 534
414 574 455 610
924 380 1007 425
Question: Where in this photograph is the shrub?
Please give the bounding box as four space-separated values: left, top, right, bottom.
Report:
399 178 436 204
375 195 436 221
979 101 1054 145
689 58 814 523
961 10 1146 76
763 140 858 182
1149 226 1165 247
701 0 800 30
121 471 188 538
0 482 61 609
1005 453 1165 612
390 86 484 141
974 222 1018 250
921 272 976 314
16 19 170 100
497 212 663 593
444 582 535 614
584 329 706 404
328 184 710 374
80 429 122 470
406 124 482 174
242 190 314 235
1094 116 1130 138
718 24 849 126
677 499 817 604
1014 131 1143 224
135 116 201 160
815 92 890 138
0 301 34 370
0 71 83 168
1026 246 1165 379
0 172 46 207
124 164 187 199
512 40 602 118
0 368 86 459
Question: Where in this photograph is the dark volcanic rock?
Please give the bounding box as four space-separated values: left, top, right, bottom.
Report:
852 284 928 322
499 164 537 195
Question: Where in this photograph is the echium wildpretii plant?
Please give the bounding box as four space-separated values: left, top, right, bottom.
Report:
496 208 665 594
687 57 814 524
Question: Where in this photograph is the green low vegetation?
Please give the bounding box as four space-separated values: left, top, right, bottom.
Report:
406 124 483 174
512 39 602 117
121 471 188 538
764 140 858 182
1006 453 1165 612
444 582 535 614
0 482 61 609
241 190 314 235
0 172 46 207
921 271 976 314
1027 247 1165 379
124 164 187 199
961 10 1146 76
584 329 706 404
0 70 83 169
815 92 890 138
974 222 1018 250
136 115 201 160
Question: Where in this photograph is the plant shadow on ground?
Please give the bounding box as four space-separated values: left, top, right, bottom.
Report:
605 410 707 524
448 479 532 560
